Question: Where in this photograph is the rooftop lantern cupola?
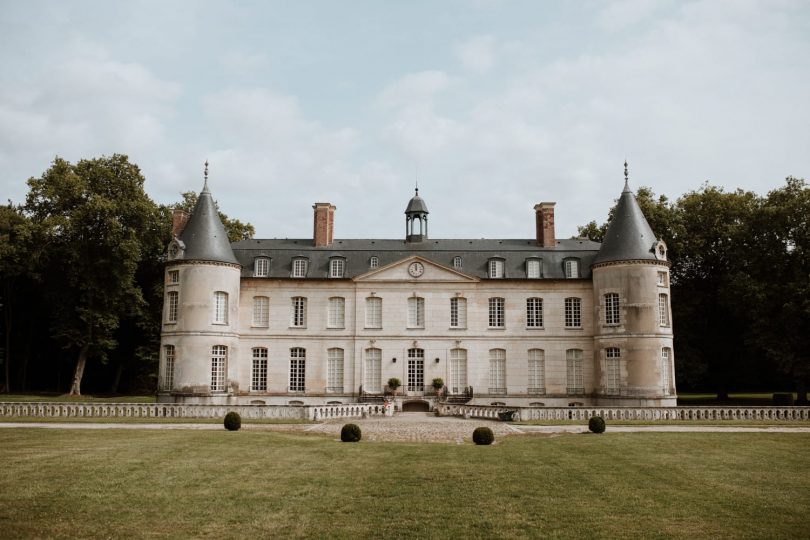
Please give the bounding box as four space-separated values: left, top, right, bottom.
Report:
404 186 429 242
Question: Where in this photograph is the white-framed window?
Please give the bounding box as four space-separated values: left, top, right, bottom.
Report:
564 297 581 328
564 259 579 278
329 258 345 278
566 349 583 394
450 348 467 394
167 291 178 323
658 293 670 326
606 347 620 395
452 256 463 269
291 296 307 328
211 345 227 392
604 293 620 325
254 257 270 277
327 348 344 392
364 348 382 392
408 296 425 328
489 297 505 328
526 297 543 328
488 259 504 278
528 349 545 395
292 258 308 278
526 259 541 279
327 297 345 329
289 347 306 392
168 270 179 285
252 296 269 327
407 348 425 392
365 297 382 328
369 256 379 269
213 291 228 324
489 349 506 394
252 347 268 391
657 271 668 287
662 347 672 395
450 297 467 328
162 345 175 390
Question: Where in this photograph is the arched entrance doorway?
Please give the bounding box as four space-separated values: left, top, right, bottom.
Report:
401 400 430 412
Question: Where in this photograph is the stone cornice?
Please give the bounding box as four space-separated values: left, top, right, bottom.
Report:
166 259 242 270
591 259 671 270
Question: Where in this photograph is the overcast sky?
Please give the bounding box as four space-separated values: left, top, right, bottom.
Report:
1 0 808 240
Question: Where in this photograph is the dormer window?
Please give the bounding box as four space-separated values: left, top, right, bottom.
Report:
564 259 580 279
370 256 379 269
292 258 308 278
488 258 505 279
254 257 270 277
329 258 345 278
526 258 542 279
452 256 462 269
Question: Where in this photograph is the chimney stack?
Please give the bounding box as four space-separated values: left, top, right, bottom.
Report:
534 202 556 247
313 203 336 247
171 208 189 237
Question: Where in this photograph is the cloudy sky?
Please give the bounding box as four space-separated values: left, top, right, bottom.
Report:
1 0 808 240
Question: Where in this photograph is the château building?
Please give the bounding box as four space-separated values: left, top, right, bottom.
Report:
158 164 676 408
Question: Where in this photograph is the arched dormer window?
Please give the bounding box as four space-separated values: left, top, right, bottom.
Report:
329 257 346 278
563 258 580 279
526 257 542 279
254 257 270 277
452 256 462 269
488 258 505 279
369 256 379 269
291 257 309 278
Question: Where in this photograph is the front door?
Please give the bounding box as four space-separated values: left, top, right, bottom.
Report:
407 348 424 394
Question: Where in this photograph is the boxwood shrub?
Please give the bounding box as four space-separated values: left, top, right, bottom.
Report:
472 426 495 445
224 411 242 431
588 415 606 434
341 423 362 442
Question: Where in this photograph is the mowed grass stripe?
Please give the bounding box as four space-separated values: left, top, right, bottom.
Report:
0 430 807 539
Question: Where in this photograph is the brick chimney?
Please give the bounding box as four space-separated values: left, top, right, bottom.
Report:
313 203 336 247
171 208 189 237
534 202 556 247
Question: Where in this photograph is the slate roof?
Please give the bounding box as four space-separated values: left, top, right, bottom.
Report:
593 182 658 265
231 237 600 279
404 190 429 214
178 181 239 265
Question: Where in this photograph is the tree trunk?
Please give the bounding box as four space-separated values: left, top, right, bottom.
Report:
69 344 90 396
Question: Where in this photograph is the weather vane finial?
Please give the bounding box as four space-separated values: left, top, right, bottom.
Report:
415 164 419 195
203 160 210 192
623 159 630 192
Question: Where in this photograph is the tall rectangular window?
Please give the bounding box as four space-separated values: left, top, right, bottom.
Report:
450 348 467 393
566 349 583 394
213 291 228 324
327 348 344 392
365 297 382 328
526 259 541 279
329 259 345 278
526 298 543 328
407 348 424 392
167 291 178 323
289 348 306 392
291 297 307 327
327 297 345 328
254 257 269 277
489 297 505 328
211 345 227 392
565 297 581 328
408 297 425 328
604 293 620 325
168 270 179 284
606 347 620 395
253 296 269 327
658 294 670 326
251 348 268 391
657 271 668 287
450 297 467 328
489 349 506 394
564 259 579 278
489 259 504 278
528 349 545 394
162 345 175 390
662 347 672 394
292 258 308 278
364 348 382 392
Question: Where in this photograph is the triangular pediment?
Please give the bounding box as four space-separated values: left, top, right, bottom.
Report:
354 255 479 283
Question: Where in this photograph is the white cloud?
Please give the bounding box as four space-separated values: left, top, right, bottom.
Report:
454 35 498 74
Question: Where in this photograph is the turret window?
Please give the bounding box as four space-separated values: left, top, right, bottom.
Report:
662 348 673 394
168 270 179 284
329 258 345 278
211 345 227 392
162 345 175 390
213 291 228 324
606 348 620 395
526 259 541 279
254 257 270 277
292 258 308 278
604 293 620 325
658 293 670 326
167 291 178 323
564 259 580 278
564 297 581 328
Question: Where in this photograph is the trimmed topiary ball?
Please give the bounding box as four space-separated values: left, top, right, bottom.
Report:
341 423 362 442
472 426 495 445
224 411 242 431
588 416 606 434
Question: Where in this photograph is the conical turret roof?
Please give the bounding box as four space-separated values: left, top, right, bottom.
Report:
405 188 429 214
593 179 658 265
178 179 239 265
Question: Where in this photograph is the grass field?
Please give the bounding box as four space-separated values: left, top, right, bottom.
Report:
1 429 807 539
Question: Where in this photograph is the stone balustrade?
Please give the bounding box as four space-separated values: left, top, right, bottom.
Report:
0 402 307 420
436 404 810 422
308 403 387 421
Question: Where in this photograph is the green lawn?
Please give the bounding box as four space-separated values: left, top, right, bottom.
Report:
1 429 807 539
0 393 155 403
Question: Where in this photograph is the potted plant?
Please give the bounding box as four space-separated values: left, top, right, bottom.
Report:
432 377 444 394
387 377 402 396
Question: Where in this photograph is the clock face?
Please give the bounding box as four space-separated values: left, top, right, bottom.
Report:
408 262 425 277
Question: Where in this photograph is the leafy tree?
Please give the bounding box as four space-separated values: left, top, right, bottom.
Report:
169 191 254 242
23 155 159 396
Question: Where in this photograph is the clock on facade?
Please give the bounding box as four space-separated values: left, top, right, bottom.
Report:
408 262 425 277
